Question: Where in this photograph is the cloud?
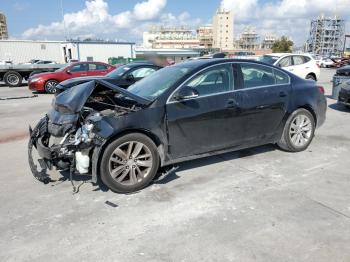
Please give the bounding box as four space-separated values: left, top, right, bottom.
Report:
133 0 166 20
22 0 167 40
221 0 350 45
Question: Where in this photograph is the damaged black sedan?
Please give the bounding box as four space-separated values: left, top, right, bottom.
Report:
28 59 327 193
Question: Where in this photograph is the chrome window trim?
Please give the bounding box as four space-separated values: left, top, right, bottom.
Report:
166 61 291 105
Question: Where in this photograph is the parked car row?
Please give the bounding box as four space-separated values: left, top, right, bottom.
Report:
259 53 320 81
28 58 327 193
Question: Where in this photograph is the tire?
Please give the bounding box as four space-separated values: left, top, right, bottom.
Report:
4 71 23 87
277 109 315 152
306 74 316 81
100 133 160 193
44 80 59 94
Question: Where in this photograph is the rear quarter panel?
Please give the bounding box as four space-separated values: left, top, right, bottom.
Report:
289 77 326 127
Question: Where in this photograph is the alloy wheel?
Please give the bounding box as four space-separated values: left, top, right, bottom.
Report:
108 141 153 185
45 81 58 93
289 114 313 147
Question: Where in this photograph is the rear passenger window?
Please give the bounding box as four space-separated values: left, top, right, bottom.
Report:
241 64 275 88
96 64 108 70
293 56 305 65
274 69 290 84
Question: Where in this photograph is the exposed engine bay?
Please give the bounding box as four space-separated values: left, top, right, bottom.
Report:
28 80 146 190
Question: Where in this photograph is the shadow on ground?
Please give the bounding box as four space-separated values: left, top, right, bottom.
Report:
52 144 277 194
329 102 350 112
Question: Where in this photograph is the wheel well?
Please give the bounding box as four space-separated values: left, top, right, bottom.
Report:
97 129 165 170
306 72 317 81
298 105 317 125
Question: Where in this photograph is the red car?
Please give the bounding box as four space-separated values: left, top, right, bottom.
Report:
28 61 115 93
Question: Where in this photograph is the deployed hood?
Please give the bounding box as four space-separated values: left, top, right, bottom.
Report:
54 79 150 113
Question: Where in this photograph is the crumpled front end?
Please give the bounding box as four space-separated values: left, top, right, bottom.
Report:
28 80 146 187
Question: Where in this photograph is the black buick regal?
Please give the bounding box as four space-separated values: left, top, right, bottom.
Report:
28 59 327 193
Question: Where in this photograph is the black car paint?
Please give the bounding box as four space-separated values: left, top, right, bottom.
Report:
56 63 162 92
34 59 327 184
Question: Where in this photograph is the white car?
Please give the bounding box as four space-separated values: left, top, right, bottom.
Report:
260 53 320 81
317 57 334 68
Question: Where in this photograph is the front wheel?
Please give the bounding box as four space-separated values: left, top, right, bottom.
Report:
277 109 315 152
44 80 59 94
100 133 160 193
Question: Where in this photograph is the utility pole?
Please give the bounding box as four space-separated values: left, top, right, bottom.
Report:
60 0 68 40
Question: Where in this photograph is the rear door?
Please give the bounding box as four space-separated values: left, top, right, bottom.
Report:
233 62 291 143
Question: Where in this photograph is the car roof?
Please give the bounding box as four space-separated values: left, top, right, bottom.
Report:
264 53 313 58
123 62 160 68
173 58 279 71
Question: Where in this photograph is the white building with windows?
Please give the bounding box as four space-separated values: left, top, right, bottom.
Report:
212 8 234 51
0 40 135 64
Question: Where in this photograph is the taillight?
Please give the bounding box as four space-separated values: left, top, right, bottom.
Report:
317 85 325 94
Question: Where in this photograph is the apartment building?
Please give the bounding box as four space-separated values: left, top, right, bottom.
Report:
212 8 234 50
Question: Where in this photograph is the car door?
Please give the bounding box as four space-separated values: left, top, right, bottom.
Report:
67 63 88 78
166 63 244 159
232 62 291 143
118 66 158 88
291 55 308 79
87 63 108 76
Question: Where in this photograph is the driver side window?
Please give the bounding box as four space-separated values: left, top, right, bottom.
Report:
184 64 234 97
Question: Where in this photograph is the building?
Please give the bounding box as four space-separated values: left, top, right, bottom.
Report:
212 8 234 50
0 13 8 39
135 48 200 63
0 40 135 64
197 25 213 49
237 26 260 50
261 33 277 50
143 26 200 49
306 15 345 56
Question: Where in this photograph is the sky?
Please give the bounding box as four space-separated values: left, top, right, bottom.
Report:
1 0 349 46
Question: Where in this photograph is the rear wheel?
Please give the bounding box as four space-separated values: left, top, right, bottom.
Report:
277 109 315 152
100 133 159 193
4 71 23 87
44 80 59 94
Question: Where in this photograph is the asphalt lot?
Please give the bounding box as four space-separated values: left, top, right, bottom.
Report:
0 69 350 262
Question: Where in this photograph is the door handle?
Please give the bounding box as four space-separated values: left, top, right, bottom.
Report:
226 99 238 109
279 91 287 97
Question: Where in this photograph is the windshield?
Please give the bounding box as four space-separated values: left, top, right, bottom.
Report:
106 65 130 78
259 55 279 65
127 65 193 100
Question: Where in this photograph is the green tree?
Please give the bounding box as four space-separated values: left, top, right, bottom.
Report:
272 36 294 53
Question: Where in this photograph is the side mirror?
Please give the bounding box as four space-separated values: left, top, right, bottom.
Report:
126 74 135 82
174 86 199 101
66 69 71 74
